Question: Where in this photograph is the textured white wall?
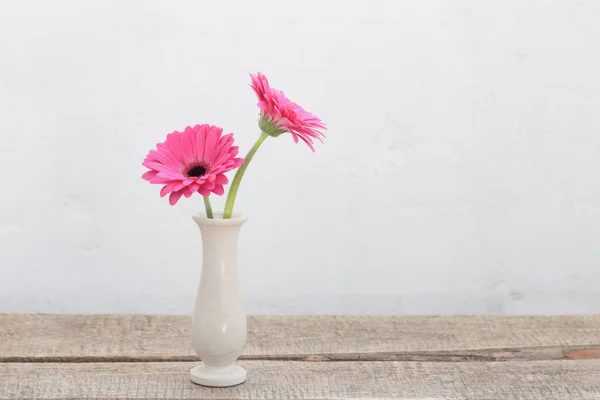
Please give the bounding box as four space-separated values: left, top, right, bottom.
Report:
1 0 600 315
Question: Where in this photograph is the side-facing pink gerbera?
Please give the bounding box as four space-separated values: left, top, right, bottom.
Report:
250 72 326 151
142 124 244 205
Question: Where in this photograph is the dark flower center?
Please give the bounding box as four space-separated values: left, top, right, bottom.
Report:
186 165 207 177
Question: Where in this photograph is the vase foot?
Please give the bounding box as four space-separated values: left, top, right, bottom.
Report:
190 363 247 387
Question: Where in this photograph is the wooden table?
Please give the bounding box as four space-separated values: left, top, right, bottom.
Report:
1 314 599 399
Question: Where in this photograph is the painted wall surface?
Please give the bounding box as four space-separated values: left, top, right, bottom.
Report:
1 1 599 314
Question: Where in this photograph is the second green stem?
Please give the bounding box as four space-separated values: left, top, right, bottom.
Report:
223 131 269 219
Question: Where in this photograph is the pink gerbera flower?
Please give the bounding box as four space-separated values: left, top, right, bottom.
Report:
142 124 244 205
250 72 326 151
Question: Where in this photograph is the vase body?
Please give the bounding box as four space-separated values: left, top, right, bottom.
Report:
189 213 247 387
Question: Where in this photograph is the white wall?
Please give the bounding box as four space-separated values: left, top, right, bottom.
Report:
1 0 600 315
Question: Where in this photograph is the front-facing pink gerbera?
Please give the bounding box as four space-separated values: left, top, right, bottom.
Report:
142 124 244 205
250 72 326 151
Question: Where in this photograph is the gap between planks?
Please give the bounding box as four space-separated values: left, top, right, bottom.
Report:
2 344 599 363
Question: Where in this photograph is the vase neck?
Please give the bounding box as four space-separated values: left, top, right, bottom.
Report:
199 223 242 253
193 215 246 279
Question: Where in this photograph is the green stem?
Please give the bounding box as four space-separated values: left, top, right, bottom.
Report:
203 196 213 219
223 131 269 219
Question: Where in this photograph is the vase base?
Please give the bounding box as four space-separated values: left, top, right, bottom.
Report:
190 364 247 387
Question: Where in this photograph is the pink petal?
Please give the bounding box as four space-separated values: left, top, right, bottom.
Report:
149 175 175 184
296 134 316 152
233 157 244 168
214 174 228 185
142 170 158 181
193 175 209 185
203 126 220 161
187 182 200 193
160 184 174 197
218 133 235 149
183 185 196 198
173 182 186 192
197 186 211 196
182 126 196 161
212 142 237 166
227 146 240 158
156 170 183 180
211 166 226 175
212 184 224 196
145 161 179 175
203 180 216 191
169 190 184 205
194 124 206 160
147 147 181 172
213 146 242 167
165 131 186 164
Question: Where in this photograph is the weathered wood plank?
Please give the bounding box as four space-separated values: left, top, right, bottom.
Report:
1 360 599 400
2 314 599 361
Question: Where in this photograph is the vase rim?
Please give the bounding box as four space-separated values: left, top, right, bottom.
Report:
193 212 247 226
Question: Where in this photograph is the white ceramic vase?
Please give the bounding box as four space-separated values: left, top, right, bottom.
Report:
189 212 248 387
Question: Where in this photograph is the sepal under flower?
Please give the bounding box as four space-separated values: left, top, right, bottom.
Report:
258 113 287 137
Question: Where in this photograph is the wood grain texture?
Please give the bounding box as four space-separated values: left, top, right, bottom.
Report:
2 360 600 400
2 314 600 361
